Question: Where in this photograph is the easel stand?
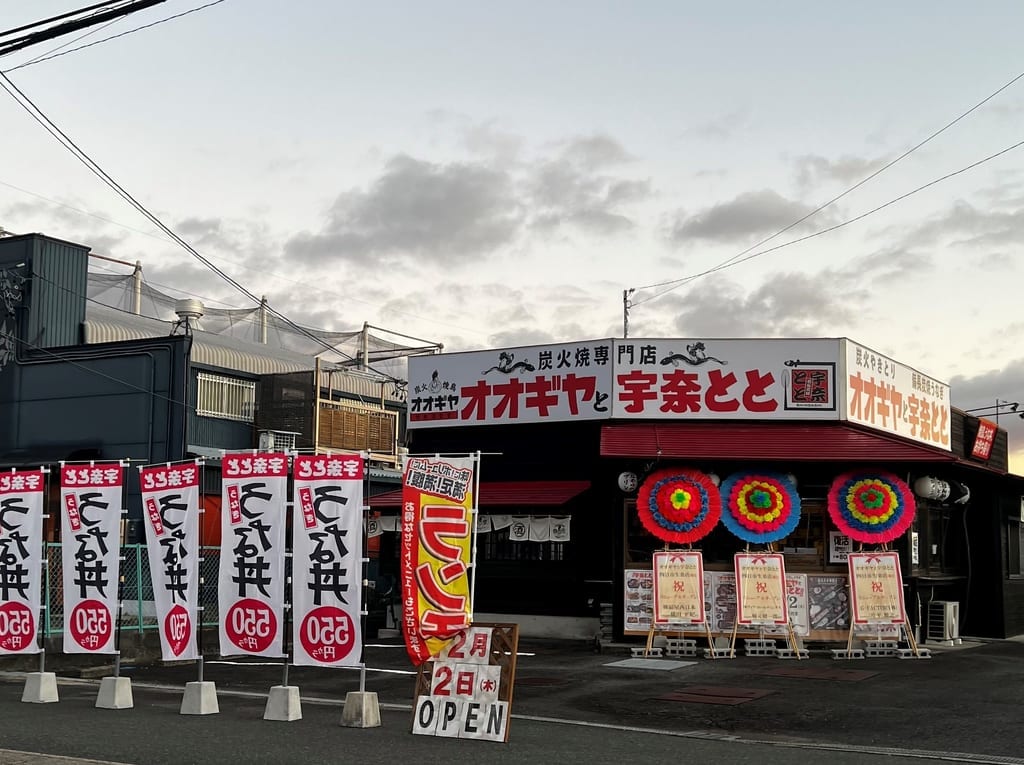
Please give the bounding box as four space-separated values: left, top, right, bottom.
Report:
831 619 931 660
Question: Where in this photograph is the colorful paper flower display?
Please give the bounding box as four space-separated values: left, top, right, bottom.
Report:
636 467 722 544
827 471 916 544
719 472 801 544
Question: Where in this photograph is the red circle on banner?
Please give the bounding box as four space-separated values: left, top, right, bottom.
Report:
224 598 277 654
0 601 35 652
68 599 112 651
163 603 192 657
299 605 356 663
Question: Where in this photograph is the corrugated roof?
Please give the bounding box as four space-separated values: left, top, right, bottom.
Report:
83 304 316 376
599 422 957 463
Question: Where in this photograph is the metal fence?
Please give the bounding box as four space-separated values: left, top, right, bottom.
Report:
41 544 389 637
43 543 224 635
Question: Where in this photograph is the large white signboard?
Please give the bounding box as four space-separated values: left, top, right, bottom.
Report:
611 338 841 420
408 340 614 429
842 340 950 450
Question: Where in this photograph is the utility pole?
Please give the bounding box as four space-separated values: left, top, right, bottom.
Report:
622 288 634 338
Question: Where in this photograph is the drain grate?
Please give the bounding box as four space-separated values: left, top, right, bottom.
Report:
653 685 774 706
756 667 878 682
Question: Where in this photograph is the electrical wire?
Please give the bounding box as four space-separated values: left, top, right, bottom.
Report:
0 71 401 380
632 136 1024 307
633 66 1024 301
0 1 127 39
2 0 230 72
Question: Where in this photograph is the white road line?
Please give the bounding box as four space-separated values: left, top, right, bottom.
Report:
0 749 133 765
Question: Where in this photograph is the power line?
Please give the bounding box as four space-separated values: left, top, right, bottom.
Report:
633 66 1024 299
0 1 126 38
0 71 382 375
0 177 492 340
0 1 166 57
633 136 1024 307
2 0 230 72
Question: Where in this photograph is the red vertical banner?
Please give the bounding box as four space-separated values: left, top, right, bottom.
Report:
0 470 45 655
291 454 364 667
60 463 123 654
400 455 475 666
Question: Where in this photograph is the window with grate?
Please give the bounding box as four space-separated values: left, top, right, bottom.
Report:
196 372 256 422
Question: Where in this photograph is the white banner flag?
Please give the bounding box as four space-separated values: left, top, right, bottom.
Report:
140 462 201 661
490 515 513 531
60 463 123 654
529 516 551 542
292 454 364 667
218 453 288 658
366 516 383 538
0 470 45 655
549 515 571 542
508 516 529 541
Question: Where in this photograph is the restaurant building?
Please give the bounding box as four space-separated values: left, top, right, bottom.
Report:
369 337 1024 643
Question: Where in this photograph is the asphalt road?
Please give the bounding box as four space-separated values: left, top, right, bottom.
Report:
2 637 1024 764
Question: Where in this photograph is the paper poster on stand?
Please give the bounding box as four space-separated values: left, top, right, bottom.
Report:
734 553 788 626
652 551 705 625
848 552 906 624
623 568 654 632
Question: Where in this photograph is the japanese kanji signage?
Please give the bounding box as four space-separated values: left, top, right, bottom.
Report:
401 455 475 665
407 341 614 428
218 453 288 658
734 553 788 626
971 418 997 460
60 463 123 654
652 551 705 625
292 454 364 667
140 461 200 661
844 340 950 451
848 552 906 624
613 338 840 420
0 469 44 655
412 623 518 743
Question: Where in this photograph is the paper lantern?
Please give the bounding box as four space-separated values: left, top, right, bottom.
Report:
636 467 721 545
617 471 638 493
828 471 916 544
719 472 801 544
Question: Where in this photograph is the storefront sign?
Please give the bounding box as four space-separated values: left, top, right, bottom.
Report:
292 454 364 667
0 470 44 655
140 461 200 661
971 419 997 460
60 463 123 654
652 551 705 624
612 338 840 420
848 552 906 624
829 531 853 563
734 553 788 626
407 341 614 428
218 453 288 658
401 456 475 665
843 340 950 450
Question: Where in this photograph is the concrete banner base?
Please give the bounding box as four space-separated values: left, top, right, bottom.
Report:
340 691 381 728
180 681 220 715
264 685 302 721
22 672 59 704
96 676 133 709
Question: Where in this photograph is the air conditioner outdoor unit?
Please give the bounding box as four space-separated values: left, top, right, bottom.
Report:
926 600 960 645
258 430 299 453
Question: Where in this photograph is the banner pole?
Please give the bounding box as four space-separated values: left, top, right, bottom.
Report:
282 488 293 690
113 460 130 679
197 458 205 685
468 451 482 617
359 451 369 697
38 466 51 674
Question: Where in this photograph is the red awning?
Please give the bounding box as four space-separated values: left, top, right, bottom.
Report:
600 422 957 463
368 480 591 508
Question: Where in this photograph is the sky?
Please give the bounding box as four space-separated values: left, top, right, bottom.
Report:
3 1 1024 465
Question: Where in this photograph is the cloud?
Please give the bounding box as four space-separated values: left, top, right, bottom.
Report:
794 153 889 188
526 135 651 235
895 200 1024 250
284 154 522 267
682 110 748 141
657 271 866 337
461 121 525 165
667 190 831 244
